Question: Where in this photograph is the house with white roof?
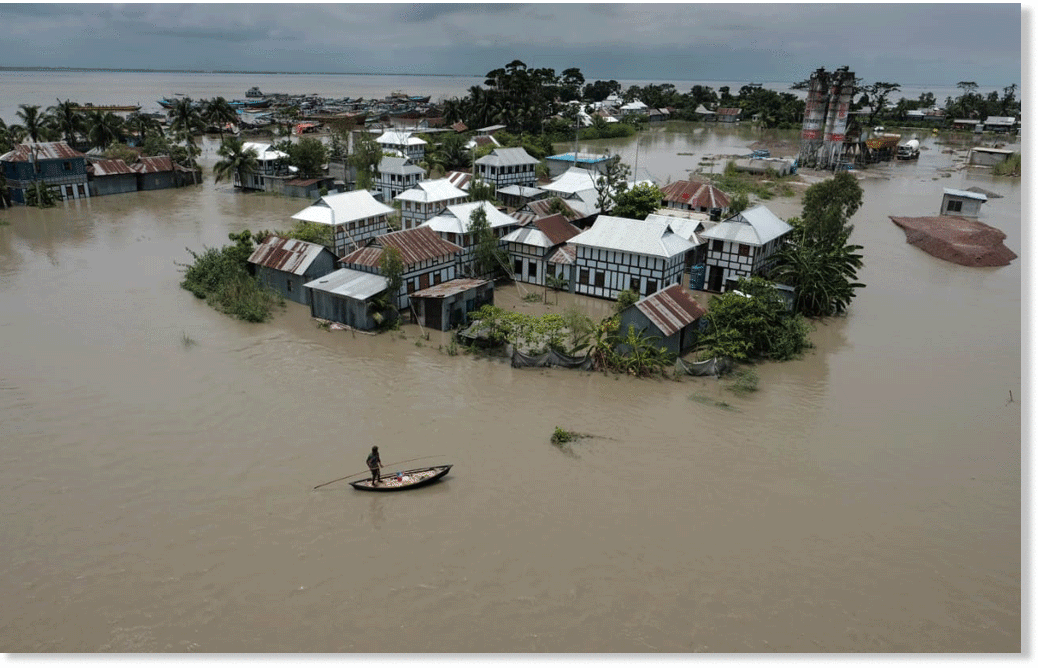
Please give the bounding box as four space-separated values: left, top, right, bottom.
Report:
420 201 521 274
374 131 427 161
238 142 291 191
568 215 695 300
644 212 709 267
699 205 792 292
375 155 426 203
394 178 470 229
473 147 539 193
291 190 396 257
500 214 582 287
304 268 390 331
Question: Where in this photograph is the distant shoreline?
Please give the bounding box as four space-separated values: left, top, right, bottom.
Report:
0 66 479 77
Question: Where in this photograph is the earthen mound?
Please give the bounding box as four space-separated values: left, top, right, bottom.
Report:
889 216 1017 267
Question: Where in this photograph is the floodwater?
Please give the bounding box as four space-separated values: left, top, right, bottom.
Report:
0 121 1021 651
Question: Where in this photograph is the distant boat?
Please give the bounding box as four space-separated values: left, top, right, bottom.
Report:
71 103 141 113
246 86 264 98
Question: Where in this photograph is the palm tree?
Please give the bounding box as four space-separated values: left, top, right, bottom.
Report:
125 112 163 145
0 118 21 151
47 99 85 145
86 110 125 150
16 104 48 143
203 97 239 141
213 137 259 188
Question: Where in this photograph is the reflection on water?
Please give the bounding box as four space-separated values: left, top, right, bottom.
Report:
0 125 1020 652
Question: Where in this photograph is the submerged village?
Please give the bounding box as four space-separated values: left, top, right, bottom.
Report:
0 64 1022 379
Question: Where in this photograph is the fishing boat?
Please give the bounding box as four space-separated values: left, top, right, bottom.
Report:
246 86 264 98
349 465 452 492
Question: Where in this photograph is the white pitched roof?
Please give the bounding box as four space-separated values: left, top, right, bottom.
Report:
569 215 694 258
421 201 519 235
291 190 395 226
501 226 553 248
303 268 388 300
375 131 427 146
475 147 538 167
700 205 792 245
395 179 469 204
378 155 426 176
544 167 599 195
241 141 289 163
943 188 988 201
644 213 705 246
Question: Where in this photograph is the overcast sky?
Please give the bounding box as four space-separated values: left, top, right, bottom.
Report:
0 3 1022 86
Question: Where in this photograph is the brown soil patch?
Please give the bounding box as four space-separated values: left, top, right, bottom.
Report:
889 216 1017 267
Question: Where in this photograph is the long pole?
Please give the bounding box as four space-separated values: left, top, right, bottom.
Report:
313 455 446 490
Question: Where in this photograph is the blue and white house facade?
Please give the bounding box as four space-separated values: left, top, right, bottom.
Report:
375 156 426 202
0 141 90 203
568 215 695 300
699 205 792 292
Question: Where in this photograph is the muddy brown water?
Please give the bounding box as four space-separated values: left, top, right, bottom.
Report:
0 128 1020 652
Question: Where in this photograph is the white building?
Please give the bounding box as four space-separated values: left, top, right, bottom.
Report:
375 156 426 202
291 190 396 257
500 214 582 287
568 215 694 300
374 131 427 161
421 201 521 274
238 142 292 191
699 205 792 292
394 179 470 230
940 188 987 218
473 147 539 193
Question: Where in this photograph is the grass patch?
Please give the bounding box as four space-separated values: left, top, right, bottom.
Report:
709 162 797 200
0 219 10 226
180 331 197 348
726 368 759 395
992 153 1021 176
522 293 543 303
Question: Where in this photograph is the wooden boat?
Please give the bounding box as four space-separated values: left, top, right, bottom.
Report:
349 464 452 492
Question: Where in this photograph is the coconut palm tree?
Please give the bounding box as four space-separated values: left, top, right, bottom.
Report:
203 97 239 141
16 104 48 143
125 112 163 145
0 117 21 151
212 137 259 188
47 99 86 146
86 110 125 150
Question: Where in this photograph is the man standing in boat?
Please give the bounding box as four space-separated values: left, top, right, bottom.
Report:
366 446 382 485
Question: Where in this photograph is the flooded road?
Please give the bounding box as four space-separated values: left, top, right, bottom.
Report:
0 128 1020 652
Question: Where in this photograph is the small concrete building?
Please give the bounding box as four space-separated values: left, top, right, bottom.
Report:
304 268 389 331
409 278 494 331
236 142 291 191
940 188 987 218
617 284 707 357
967 147 1016 167
248 235 339 305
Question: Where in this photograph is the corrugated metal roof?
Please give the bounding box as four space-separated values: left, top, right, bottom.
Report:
88 158 134 176
523 198 581 222
502 226 551 247
548 245 575 264
444 171 472 191
701 205 791 245
645 213 704 246
497 185 544 197
544 167 598 195
132 156 174 173
533 214 581 246
303 268 388 300
943 188 988 201
241 142 289 163
660 180 731 210
634 284 706 337
569 215 694 258
379 156 426 175
342 225 462 267
547 152 614 164
248 236 330 275
292 190 395 226
475 147 538 167
395 179 468 203
411 278 491 298
1 141 86 162
422 201 519 235
376 131 427 146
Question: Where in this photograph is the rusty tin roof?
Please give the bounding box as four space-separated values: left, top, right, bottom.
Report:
410 278 492 299
248 236 331 275
634 284 706 337
660 180 731 210
342 225 462 268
